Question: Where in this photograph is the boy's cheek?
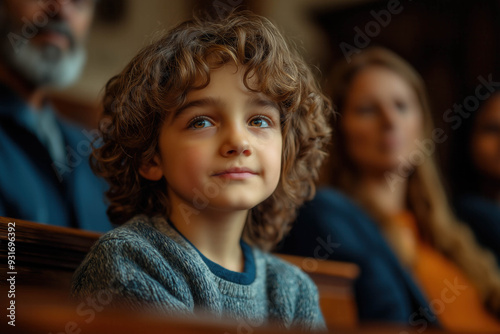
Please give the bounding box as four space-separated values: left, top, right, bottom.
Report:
162 146 209 182
260 147 282 183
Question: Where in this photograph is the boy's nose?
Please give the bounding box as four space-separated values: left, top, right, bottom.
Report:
220 127 252 157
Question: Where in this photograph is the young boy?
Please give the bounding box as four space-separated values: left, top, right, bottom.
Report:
72 10 332 331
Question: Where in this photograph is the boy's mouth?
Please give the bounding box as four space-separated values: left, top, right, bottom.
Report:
212 167 258 180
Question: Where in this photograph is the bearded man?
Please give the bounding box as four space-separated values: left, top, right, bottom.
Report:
0 0 112 232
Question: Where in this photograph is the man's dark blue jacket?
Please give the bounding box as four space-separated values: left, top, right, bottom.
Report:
0 84 112 232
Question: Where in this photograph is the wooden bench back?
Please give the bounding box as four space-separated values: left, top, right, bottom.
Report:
0 217 100 290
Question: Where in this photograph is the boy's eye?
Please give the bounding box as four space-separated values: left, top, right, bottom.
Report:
249 116 270 128
189 117 213 129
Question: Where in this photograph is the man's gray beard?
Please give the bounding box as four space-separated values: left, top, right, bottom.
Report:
0 15 87 89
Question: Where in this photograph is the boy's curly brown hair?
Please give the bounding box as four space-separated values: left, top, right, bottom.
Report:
92 10 332 250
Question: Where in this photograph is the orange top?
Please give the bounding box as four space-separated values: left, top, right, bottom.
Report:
393 211 500 332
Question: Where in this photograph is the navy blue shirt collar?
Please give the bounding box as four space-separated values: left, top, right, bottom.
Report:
167 218 256 285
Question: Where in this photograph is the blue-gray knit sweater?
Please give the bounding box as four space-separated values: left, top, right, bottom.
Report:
71 215 326 331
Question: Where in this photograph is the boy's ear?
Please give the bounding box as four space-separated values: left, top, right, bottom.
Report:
139 155 164 181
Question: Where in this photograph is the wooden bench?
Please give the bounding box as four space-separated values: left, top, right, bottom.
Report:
0 288 452 334
277 254 359 329
0 217 359 329
0 216 101 291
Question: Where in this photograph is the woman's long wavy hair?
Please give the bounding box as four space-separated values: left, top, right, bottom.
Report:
323 47 500 315
91 10 332 251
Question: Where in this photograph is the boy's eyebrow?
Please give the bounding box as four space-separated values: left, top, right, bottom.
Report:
246 96 279 111
173 96 279 119
174 97 222 118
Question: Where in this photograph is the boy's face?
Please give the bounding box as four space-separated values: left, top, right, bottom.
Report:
141 64 282 218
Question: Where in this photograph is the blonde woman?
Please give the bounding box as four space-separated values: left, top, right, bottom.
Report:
279 47 500 332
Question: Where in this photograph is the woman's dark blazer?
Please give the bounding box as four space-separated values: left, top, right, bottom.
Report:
278 188 440 328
